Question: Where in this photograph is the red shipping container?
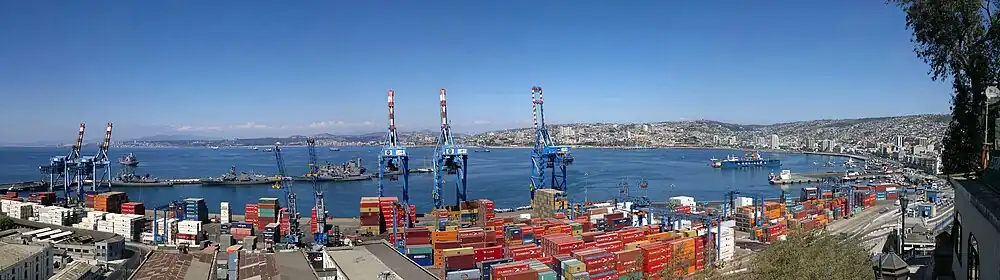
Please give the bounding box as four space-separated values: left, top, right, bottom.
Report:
495 270 538 280
444 254 476 271
595 233 620 243
492 262 531 278
474 246 504 262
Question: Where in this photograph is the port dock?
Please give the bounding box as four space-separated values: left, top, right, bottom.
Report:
769 171 890 185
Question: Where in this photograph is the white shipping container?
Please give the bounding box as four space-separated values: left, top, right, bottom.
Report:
734 197 754 207
669 196 697 207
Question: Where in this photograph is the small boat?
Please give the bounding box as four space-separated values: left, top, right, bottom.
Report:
209 146 220 150
263 148 273 152
329 147 341 152
248 146 259 151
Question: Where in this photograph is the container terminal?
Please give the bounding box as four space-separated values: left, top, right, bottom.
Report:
0 87 949 280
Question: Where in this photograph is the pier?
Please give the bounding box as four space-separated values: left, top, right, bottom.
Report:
801 151 869 161
769 171 890 185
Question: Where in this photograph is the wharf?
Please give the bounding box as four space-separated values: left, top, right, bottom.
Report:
769 171 889 185
0 181 48 191
801 151 869 161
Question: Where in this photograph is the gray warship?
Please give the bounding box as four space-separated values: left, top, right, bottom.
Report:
293 158 374 182
201 165 279 186
111 153 175 187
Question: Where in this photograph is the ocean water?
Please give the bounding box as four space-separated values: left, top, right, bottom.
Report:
0 147 851 217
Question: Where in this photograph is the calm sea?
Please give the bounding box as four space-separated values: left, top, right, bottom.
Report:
0 147 851 217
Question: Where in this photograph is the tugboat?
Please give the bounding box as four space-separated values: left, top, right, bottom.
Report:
111 153 174 187
201 166 279 186
710 151 781 168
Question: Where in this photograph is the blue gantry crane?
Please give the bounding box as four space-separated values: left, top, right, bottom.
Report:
151 201 184 244
529 87 573 200
272 143 300 246
39 123 86 200
616 178 652 211
640 205 722 266
432 88 469 210
305 138 328 246
85 123 114 195
378 89 410 253
722 189 766 228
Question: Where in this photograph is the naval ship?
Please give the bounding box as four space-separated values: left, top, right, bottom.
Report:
709 151 781 168
201 166 279 186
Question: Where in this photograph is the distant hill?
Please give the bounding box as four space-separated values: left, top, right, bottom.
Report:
129 134 224 141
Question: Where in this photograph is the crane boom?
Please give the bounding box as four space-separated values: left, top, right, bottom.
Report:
306 138 328 246
272 143 300 246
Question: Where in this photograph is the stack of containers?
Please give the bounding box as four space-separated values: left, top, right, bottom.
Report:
405 227 433 265
476 199 495 226
37 206 72 226
1 200 33 219
441 248 475 276
668 237 696 276
177 220 202 246
571 248 617 279
96 217 114 233
184 198 209 222
540 234 584 256
84 192 98 208
491 261 534 279
531 189 564 219
507 244 542 261
111 213 145 241
307 207 318 234
639 242 670 277
153 217 179 245
73 211 104 230
220 202 232 224
559 258 588 279
245 204 259 226
26 192 56 206
231 222 254 241
121 202 145 215
716 226 735 262
432 231 459 268
379 197 406 235
614 248 641 279
226 245 241 280
257 198 279 232
280 208 291 235
95 192 127 213
263 223 280 245
359 197 380 235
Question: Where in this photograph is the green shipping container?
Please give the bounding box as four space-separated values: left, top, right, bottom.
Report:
406 245 433 255
259 198 279 205
258 210 277 217
618 272 643 280
538 271 557 280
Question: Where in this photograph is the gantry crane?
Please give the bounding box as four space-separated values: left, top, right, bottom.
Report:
305 138 328 246
432 88 469 210
151 200 184 244
86 123 114 194
529 87 573 200
39 123 86 200
378 89 410 253
722 189 766 228
272 143 300 246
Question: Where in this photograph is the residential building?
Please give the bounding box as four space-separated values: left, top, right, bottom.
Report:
0 242 54 280
769 134 780 149
948 155 1000 280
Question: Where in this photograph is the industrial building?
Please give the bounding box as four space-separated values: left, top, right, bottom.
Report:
13 219 126 263
324 241 437 280
0 242 54 280
48 261 104 280
948 165 1000 280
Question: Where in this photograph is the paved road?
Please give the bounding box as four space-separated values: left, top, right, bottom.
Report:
122 242 155 278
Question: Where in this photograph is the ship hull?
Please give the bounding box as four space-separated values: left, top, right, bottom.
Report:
111 181 175 187
200 180 276 186
291 175 374 182
720 160 781 168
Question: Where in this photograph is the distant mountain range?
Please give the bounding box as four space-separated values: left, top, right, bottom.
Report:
128 134 225 141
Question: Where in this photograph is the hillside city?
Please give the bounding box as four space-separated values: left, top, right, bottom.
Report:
110 114 948 174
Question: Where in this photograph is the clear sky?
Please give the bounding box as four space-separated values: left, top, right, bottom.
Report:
0 1 952 144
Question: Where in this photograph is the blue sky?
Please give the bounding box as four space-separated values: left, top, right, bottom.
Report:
0 1 952 143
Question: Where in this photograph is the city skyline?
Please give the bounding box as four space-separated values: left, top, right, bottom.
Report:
0 1 952 143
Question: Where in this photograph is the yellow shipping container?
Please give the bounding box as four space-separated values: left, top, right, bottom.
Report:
571 229 583 236
563 261 586 274
361 197 380 201
626 240 651 249
442 247 473 257
360 207 380 213
359 226 379 235
445 225 459 231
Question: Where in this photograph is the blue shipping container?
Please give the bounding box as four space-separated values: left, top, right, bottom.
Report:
232 222 253 229
446 269 481 280
476 258 511 280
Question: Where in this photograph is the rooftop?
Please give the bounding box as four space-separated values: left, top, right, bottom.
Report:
951 175 1000 233
130 251 214 280
326 241 437 280
0 242 47 271
49 261 97 280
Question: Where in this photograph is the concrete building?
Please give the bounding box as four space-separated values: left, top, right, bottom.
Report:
769 134 780 149
948 159 1000 280
0 242 55 280
727 136 737 145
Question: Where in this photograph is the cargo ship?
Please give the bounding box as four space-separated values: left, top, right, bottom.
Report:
201 166 278 186
710 151 781 168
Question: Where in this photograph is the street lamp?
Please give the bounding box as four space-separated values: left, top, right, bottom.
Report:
983 86 999 168
898 195 909 254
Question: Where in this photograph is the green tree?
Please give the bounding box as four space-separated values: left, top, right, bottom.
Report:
888 0 1000 173
0 216 15 231
724 232 872 280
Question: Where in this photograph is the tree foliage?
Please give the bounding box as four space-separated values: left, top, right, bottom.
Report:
0 216 14 231
889 0 1000 173
693 232 873 280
